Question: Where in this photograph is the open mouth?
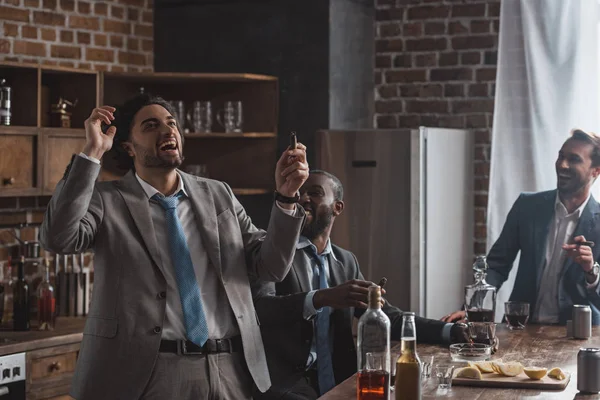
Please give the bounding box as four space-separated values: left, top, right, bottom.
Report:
158 139 178 154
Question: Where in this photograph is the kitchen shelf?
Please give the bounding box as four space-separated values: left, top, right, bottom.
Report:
232 188 271 196
184 132 276 139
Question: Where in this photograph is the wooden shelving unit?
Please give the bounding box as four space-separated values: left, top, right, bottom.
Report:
0 62 279 202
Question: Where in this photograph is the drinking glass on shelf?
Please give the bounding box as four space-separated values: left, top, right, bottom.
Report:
217 101 243 133
504 301 530 330
192 101 212 133
434 364 455 390
169 100 186 131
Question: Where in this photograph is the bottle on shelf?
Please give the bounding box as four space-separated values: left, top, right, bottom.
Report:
2 258 14 328
0 78 11 126
13 256 30 331
357 285 391 400
37 258 56 331
395 312 421 400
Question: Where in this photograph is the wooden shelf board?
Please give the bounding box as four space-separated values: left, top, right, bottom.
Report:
103 71 277 82
0 126 38 135
232 188 271 196
184 132 276 139
40 127 86 136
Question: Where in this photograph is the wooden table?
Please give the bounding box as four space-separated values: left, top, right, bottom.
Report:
321 325 600 399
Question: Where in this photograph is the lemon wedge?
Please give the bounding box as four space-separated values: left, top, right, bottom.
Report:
547 367 566 380
497 362 524 377
473 361 495 373
456 366 483 380
491 361 503 374
523 367 547 380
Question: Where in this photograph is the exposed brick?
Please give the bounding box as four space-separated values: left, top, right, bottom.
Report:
475 193 489 208
484 51 497 65
378 22 401 38
43 0 56 9
474 129 491 144
103 20 131 35
142 10 152 24
4 0 21 5
21 25 38 39
398 115 420 128
452 3 486 17
4 23 19 37
476 67 497 81
488 2 501 17
415 53 437 67
452 35 496 50
0 213 28 225
452 99 494 114
59 0 73 11
406 38 447 52
420 115 439 126
50 44 80 58
438 115 465 128
439 53 458 66
468 83 488 97
0 40 10 54
493 20 500 33
376 0 394 6
375 100 403 114
400 84 443 98
376 39 403 52
79 62 91 69
86 47 114 62
430 68 472 81
473 241 487 256
40 27 56 41
406 100 447 114
14 40 46 56
471 20 491 34
30 211 45 224
461 52 481 65
0 6 30 22
59 29 73 43
424 22 445 35
94 33 107 46
375 115 397 128
93 2 107 15
475 224 487 240
110 65 126 72
78 0 90 14
141 38 152 52
475 145 490 161
147 0 153 7
134 23 152 38
385 69 426 83
393 54 411 68
467 114 488 128
475 207 487 223
444 83 464 97
0 198 17 209
376 8 404 21
117 0 144 6
127 7 139 21
448 21 468 35
33 11 65 26
375 55 391 69
77 31 91 45
376 85 397 99
24 0 39 6
69 15 99 30
402 22 422 37
126 37 138 52
407 5 450 20
118 50 146 66
111 4 125 19
59 61 75 67
110 35 124 48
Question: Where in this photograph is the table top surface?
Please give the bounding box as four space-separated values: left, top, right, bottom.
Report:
321 324 600 399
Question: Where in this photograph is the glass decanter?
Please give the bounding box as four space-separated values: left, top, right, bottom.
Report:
464 255 496 322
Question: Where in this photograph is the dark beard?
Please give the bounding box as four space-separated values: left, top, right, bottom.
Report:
134 142 184 169
302 209 333 240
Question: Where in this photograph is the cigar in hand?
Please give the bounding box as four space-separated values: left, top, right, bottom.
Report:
578 241 595 248
378 277 387 288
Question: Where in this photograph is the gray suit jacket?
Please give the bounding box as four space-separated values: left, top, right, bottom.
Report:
486 189 600 324
40 156 305 400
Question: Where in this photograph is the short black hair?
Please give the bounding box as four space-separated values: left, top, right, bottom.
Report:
569 129 600 167
111 93 178 171
309 170 344 201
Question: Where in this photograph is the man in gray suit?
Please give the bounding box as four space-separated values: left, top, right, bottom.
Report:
40 94 309 400
443 129 600 325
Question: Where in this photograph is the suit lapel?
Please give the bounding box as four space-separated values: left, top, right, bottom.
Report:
116 171 165 276
294 250 312 292
534 191 557 291
328 254 345 287
561 196 600 281
179 172 222 277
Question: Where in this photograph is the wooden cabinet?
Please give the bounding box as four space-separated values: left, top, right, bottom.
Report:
42 129 86 193
0 127 38 196
26 342 80 400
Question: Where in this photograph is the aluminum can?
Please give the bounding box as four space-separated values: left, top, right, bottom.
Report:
578 348 600 393
573 305 592 339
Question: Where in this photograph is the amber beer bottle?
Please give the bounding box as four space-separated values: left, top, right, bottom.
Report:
395 312 421 400
357 285 391 400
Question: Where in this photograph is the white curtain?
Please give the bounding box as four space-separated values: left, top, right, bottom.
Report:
488 0 600 321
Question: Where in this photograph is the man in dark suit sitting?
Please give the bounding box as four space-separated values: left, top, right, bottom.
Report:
251 170 468 399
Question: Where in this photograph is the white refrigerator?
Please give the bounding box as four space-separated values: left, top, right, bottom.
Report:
315 127 474 319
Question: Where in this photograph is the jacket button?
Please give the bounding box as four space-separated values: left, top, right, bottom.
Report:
153 326 162 334
157 291 166 299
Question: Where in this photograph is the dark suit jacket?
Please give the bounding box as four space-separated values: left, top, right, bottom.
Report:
251 243 449 398
486 189 600 325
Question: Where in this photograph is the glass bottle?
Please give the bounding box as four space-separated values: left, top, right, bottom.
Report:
357 285 391 400
37 259 56 331
2 258 14 328
0 78 11 126
464 255 497 322
13 256 29 331
395 312 421 400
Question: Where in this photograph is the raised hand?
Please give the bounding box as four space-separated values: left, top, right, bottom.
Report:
275 142 309 198
313 279 386 310
82 106 117 160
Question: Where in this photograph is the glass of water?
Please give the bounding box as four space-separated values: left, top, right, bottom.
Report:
434 364 455 390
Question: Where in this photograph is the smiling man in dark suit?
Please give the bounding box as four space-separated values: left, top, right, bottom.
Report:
443 129 600 326
251 170 468 399
40 94 309 400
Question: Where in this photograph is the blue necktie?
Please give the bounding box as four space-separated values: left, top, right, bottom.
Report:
305 247 336 395
154 192 209 347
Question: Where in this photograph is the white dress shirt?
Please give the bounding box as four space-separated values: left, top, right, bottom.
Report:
534 193 599 323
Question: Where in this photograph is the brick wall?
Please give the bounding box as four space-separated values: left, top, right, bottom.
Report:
0 0 153 71
374 0 500 255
